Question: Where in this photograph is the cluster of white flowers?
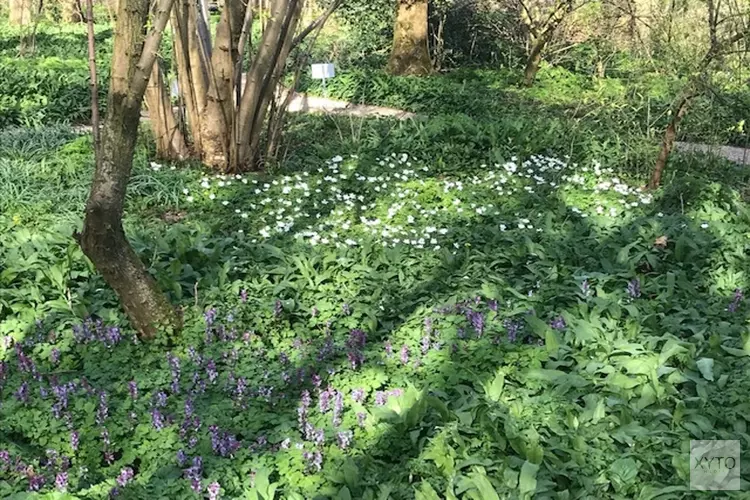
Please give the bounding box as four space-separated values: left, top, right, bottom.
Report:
183 152 660 250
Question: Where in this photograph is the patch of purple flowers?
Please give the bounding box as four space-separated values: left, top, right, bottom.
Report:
627 278 641 298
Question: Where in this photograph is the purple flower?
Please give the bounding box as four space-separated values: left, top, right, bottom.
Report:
333 391 343 426
357 412 366 427
155 391 167 408
488 299 498 312
204 308 217 326
627 278 641 298
313 428 325 445
55 472 68 491
116 467 134 487
15 381 29 404
0 450 10 468
176 449 187 466
384 340 393 357
206 360 218 384
96 391 109 425
342 303 351 315
421 334 430 355
311 373 322 388
274 299 283 318
337 430 353 450
209 425 241 457
550 316 566 330
184 456 203 493
167 352 181 393
317 335 335 362
240 289 248 303
582 279 591 295
303 450 323 473
151 408 165 431
28 473 45 491
504 319 521 342
400 344 410 365
101 427 111 446
185 398 195 417
375 391 387 406
728 288 744 312
51 348 61 365
208 481 221 500
128 380 137 400
319 387 332 413
71 430 79 452
466 310 485 337
351 388 364 403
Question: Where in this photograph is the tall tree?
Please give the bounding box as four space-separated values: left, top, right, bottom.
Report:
648 0 749 189
153 0 334 171
517 0 582 85
387 0 432 75
77 0 179 340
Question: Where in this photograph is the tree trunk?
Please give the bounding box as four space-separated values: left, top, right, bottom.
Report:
145 58 189 160
61 0 82 22
79 0 179 340
387 0 431 76
648 91 693 189
235 0 302 171
9 0 33 24
523 35 546 86
199 1 245 169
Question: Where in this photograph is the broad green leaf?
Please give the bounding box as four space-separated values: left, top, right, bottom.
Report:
696 358 714 381
519 461 539 499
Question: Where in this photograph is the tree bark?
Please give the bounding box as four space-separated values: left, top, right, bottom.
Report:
648 91 693 189
145 58 189 160
61 0 82 22
199 1 246 169
235 0 302 171
79 0 179 340
387 0 432 76
523 34 547 86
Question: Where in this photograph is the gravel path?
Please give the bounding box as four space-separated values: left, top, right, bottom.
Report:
674 141 750 164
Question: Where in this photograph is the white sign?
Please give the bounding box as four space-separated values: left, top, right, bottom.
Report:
311 63 335 79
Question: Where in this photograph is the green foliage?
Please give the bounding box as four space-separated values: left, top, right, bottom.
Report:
2 120 750 498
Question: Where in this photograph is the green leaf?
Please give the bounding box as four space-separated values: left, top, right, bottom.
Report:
415 481 441 500
696 358 714 381
469 472 500 500
519 461 539 499
609 457 640 493
484 370 504 402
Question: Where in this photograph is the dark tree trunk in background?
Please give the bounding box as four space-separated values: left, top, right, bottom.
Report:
387 0 432 76
79 0 179 340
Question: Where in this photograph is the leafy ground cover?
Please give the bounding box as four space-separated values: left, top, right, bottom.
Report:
2 121 750 498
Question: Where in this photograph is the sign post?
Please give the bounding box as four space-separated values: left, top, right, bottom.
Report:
311 63 335 98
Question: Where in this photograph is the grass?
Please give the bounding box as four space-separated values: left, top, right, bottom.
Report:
2 119 750 498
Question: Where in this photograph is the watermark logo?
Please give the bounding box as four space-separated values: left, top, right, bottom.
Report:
690 440 740 490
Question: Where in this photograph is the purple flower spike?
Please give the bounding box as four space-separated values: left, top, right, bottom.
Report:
208 481 221 500
400 345 409 365
116 467 134 487
550 316 566 330
627 278 641 298
55 472 68 491
337 430 353 450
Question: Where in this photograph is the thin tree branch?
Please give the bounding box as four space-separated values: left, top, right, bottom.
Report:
291 0 342 48
127 0 176 105
85 0 100 160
